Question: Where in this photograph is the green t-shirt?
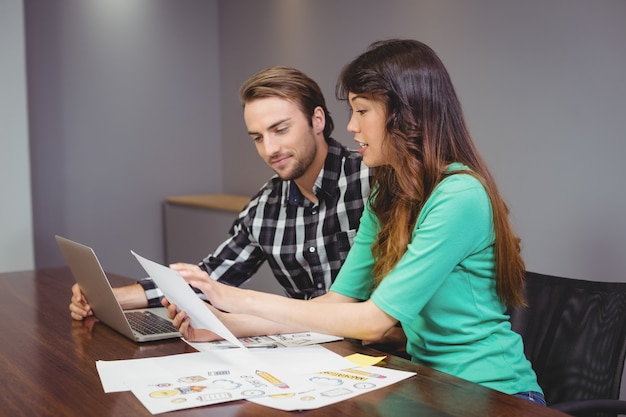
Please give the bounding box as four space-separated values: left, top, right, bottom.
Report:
330 163 542 395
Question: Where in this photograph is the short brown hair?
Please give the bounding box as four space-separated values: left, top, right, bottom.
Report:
240 66 334 139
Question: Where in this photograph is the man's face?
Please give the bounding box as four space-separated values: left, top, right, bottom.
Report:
244 97 319 180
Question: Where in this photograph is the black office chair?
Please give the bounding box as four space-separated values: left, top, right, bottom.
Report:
508 271 626 417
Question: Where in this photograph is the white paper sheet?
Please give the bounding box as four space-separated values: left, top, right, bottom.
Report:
131 251 244 348
185 332 342 351
124 350 317 414
248 365 416 411
96 346 356 393
96 346 415 414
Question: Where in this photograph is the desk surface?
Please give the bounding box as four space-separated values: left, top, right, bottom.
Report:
0 268 567 417
164 194 250 212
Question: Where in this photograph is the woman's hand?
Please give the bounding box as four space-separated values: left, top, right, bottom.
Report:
162 297 223 342
169 262 211 284
169 263 247 314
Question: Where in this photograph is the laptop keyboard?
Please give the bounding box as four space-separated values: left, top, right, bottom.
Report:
125 311 179 335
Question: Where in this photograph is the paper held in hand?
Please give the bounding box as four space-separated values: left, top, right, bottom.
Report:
131 251 245 348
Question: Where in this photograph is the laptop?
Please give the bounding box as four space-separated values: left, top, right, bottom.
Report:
55 235 181 342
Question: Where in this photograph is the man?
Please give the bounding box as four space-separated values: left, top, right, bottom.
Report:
69 66 371 318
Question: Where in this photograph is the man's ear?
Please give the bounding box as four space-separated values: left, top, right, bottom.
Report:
312 106 325 135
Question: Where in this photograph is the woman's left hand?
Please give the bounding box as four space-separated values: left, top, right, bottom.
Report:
162 297 224 342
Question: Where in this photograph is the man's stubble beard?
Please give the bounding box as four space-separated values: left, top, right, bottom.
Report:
273 142 318 181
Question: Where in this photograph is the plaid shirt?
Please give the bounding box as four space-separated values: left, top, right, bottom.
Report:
140 138 371 306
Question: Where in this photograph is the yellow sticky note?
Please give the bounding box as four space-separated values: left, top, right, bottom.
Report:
344 353 386 367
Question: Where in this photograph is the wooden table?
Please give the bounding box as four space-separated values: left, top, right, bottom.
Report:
0 267 568 417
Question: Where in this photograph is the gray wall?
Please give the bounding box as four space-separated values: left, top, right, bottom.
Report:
24 0 626 283
0 0 34 273
25 0 222 277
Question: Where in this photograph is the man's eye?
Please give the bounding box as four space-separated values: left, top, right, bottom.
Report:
252 136 262 143
276 127 288 134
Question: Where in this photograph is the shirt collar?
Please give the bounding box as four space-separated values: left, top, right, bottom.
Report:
285 137 344 207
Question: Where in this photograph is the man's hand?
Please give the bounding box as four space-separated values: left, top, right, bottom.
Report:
69 283 93 321
69 282 148 320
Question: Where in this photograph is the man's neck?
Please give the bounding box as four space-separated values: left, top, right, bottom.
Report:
293 139 329 204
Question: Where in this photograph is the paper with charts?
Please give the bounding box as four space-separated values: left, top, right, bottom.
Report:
96 345 415 414
185 331 343 351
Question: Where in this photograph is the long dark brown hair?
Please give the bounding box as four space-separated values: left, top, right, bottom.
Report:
336 39 526 307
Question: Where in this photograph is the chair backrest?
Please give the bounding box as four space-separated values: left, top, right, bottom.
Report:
509 271 626 409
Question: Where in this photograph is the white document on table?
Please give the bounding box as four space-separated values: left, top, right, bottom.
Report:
131 251 244 348
95 346 415 414
96 345 357 393
185 332 343 351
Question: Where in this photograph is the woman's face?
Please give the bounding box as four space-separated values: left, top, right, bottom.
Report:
346 93 391 168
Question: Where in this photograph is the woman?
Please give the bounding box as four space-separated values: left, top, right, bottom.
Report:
166 39 545 404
